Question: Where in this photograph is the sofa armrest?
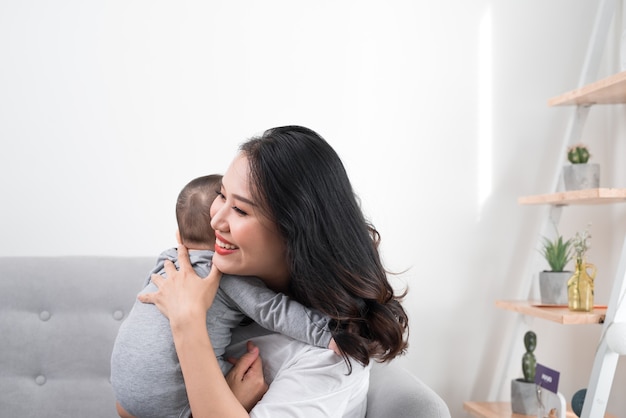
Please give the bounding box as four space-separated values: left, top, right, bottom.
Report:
366 361 451 418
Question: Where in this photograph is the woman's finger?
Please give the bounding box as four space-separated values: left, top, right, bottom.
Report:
137 292 155 304
205 262 221 283
242 341 264 380
232 341 260 377
176 244 192 272
162 259 177 278
150 273 165 288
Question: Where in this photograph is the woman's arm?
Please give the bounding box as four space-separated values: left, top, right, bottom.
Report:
138 245 267 417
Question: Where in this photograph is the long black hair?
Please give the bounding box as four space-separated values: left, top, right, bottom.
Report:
240 126 408 368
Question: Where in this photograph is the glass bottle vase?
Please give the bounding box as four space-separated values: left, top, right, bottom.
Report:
567 257 596 312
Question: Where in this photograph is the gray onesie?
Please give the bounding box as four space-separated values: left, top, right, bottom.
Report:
110 248 331 418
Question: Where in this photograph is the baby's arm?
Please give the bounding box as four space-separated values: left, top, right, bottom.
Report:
219 275 332 349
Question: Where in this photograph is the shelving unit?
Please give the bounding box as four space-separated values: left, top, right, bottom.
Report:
464 1 625 416
465 186 626 417
518 188 626 206
495 300 607 325
547 70 626 106
463 402 617 418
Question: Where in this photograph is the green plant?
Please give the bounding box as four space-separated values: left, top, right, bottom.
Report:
567 144 590 164
522 331 537 383
540 234 572 272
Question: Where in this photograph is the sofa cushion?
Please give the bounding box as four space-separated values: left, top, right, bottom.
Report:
0 256 154 418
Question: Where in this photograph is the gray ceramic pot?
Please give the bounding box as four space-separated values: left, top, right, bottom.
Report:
511 379 538 415
563 164 600 190
539 271 572 305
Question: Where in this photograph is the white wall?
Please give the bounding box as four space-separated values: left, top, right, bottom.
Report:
2 1 626 416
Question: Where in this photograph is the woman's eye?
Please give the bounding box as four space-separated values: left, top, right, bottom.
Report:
216 190 247 215
232 206 248 216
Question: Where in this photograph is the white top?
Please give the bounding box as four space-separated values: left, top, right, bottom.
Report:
225 324 370 418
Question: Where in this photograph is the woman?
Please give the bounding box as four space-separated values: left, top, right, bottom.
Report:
140 126 409 417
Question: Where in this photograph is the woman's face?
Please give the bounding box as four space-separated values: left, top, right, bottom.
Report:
210 154 290 292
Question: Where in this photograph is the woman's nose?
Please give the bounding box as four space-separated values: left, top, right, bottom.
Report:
210 202 228 231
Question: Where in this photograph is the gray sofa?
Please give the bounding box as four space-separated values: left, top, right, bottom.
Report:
0 256 450 418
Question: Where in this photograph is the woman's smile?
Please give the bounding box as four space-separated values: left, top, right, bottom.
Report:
214 235 238 255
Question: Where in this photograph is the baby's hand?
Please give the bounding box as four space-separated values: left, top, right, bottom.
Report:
328 338 341 356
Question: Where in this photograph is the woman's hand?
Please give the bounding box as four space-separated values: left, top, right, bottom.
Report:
226 341 269 412
138 245 222 326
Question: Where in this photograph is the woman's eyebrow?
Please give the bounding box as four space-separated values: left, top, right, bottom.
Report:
232 193 256 207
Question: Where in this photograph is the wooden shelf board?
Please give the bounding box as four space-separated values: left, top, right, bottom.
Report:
495 300 606 324
463 401 537 418
518 188 626 206
463 401 615 418
548 71 626 106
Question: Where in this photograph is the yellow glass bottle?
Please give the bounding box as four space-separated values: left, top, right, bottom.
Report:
567 257 596 312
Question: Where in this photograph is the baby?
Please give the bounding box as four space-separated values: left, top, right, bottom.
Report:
111 174 332 418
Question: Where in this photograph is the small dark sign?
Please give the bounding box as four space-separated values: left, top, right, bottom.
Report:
535 363 560 394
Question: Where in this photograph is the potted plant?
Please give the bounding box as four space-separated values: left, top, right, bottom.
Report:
538 232 573 305
567 226 597 312
563 144 600 190
511 330 538 415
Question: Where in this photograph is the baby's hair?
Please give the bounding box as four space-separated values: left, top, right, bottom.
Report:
176 174 222 247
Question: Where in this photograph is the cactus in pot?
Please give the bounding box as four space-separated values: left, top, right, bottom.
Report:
567 144 590 164
563 143 599 190
511 331 538 415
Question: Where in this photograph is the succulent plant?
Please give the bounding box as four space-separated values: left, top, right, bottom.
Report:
522 331 537 383
567 144 590 164
540 234 572 272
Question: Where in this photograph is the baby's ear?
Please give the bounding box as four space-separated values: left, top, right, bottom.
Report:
175 229 182 245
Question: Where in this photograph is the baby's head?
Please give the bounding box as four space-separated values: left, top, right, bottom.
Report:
175 174 222 250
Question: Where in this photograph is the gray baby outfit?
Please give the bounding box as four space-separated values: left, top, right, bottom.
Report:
110 248 331 418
